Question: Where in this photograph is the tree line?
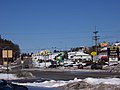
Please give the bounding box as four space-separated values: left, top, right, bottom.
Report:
0 36 20 60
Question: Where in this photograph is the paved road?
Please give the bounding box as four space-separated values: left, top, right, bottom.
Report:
31 70 120 80
27 86 58 90
9 69 120 82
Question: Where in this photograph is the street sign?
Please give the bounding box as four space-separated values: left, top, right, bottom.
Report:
91 51 97 56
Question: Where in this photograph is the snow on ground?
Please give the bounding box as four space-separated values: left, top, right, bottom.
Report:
15 78 82 88
0 73 20 80
16 78 120 88
0 73 120 88
84 78 120 85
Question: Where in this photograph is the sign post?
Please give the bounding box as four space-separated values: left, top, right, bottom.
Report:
91 51 97 61
91 51 97 56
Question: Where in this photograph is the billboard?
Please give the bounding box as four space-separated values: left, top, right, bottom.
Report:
107 46 119 65
100 42 109 47
2 50 13 58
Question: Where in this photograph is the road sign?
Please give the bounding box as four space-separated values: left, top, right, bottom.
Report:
91 51 97 56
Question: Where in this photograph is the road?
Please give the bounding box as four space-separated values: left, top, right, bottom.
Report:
21 69 119 80
27 86 58 90
8 69 120 83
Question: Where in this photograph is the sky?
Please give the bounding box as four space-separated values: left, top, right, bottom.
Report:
0 0 120 53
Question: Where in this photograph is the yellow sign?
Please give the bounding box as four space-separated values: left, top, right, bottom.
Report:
91 51 97 56
2 50 13 58
4 61 8 65
40 50 50 56
8 50 13 58
2 50 7 58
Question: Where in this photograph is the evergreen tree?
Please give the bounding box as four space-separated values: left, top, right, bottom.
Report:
0 36 20 60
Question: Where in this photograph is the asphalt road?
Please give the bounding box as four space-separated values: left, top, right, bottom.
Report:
27 86 58 90
29 70 120 80
9 69 120 83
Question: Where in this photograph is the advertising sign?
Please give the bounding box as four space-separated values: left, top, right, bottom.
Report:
100 42 109 47
107 46 119 65
8 50 13 58
2 50 13 58
2 50 7 58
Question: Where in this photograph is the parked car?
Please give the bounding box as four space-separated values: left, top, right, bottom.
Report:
64 64 73 67
91 63 102 69
76 64 83 69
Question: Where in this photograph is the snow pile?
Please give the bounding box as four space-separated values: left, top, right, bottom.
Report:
1 73 120 89
16 71 34 79
16 78 120 88
109 63 120 73
17 78 82 88
58 78 120 90
0 73 19 80
84 78 120 85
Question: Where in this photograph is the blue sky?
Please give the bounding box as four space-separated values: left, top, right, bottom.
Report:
0 0 120 53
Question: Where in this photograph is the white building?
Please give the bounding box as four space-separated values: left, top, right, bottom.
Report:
68 51 91 61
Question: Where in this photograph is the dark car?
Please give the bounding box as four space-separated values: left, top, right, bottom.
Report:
91 63 102 69
0 80 28 90
77 64 83 69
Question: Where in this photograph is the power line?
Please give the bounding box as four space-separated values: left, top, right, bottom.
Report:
0 31 89 35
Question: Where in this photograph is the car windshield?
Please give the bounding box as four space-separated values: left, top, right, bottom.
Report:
1 0 120 89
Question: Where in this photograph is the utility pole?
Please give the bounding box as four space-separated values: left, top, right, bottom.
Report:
0 35 1 39
92 26 100 55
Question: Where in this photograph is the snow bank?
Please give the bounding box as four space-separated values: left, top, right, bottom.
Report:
84 78 120 85
16 78 82 88
1 73 120 88
0 73 19 80
16 78 120 88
